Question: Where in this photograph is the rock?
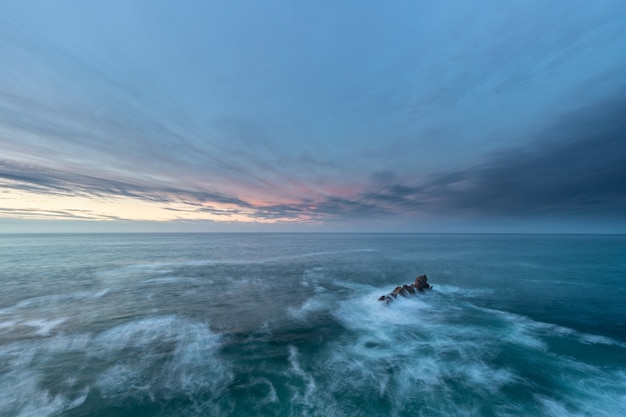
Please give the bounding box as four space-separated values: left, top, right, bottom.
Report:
414 274 431 292
403 284 416 295
378 295 394 303
378 274 432 303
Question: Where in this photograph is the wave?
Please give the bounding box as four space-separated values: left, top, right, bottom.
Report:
322 286 626 416
280 282 626 416
2 277 625 416
0 315 231 417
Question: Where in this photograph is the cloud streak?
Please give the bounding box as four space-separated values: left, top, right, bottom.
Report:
2 91 626 227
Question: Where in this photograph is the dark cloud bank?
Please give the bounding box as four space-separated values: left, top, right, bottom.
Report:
381 94 626 219
260 93 626 224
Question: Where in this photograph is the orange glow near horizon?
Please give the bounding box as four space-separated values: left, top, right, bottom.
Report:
0 180 313 224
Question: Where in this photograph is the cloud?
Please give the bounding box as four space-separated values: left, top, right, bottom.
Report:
2 92 625 226
1 1 625 231
359 93 626 220
0 207 123 221
0 159 251 209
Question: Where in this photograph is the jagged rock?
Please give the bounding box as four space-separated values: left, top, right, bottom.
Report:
378 274 432 303
414 274 431 292
403 284 416 295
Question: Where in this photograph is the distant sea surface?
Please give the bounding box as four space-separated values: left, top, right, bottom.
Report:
0 233 625 417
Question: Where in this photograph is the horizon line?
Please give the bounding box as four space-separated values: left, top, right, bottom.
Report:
1 231 625 236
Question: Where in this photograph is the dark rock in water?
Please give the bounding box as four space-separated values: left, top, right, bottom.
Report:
378 294 394 303
378 274 432 303
414 274 431 292
403 284 416 295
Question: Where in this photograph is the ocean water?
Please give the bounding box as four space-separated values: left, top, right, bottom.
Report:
0 233 625 417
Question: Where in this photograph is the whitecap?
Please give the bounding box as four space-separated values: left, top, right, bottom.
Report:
23 318 67 336
0 315 231 417
287 345 317 406
431 283 494 297
139 276 201 285
0 341 89 417
287 296 332 321
320 286 626 416
91 315 232 399
0 288 111 314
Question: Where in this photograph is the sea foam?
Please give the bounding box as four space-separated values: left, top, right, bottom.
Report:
0 315 231 417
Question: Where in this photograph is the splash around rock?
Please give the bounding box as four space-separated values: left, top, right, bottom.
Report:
378 274 432 303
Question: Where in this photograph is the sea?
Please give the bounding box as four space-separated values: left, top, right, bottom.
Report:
0 233 624 417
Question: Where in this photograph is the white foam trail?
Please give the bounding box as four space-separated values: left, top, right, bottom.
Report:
431 283 493 297
0 316 68 338
288 345 317 406
0 343 88 417
287 296 332 321
140 277 202 285
93 288 110 298
0 315 231 416
478 306 626 348
0 288 110 314
91 315 232 399
11 380 87 417
23 318 67 336
257 249 378 264
319 285 626 416
0 288 110 338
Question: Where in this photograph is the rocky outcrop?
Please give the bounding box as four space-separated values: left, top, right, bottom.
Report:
378 274 432 303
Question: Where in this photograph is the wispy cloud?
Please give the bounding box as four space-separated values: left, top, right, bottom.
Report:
0 207 123 221
2 92 626 226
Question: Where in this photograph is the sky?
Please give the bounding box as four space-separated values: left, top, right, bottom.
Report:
1 0 626 233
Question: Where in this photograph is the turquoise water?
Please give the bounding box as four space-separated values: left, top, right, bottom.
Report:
0 233 624 416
